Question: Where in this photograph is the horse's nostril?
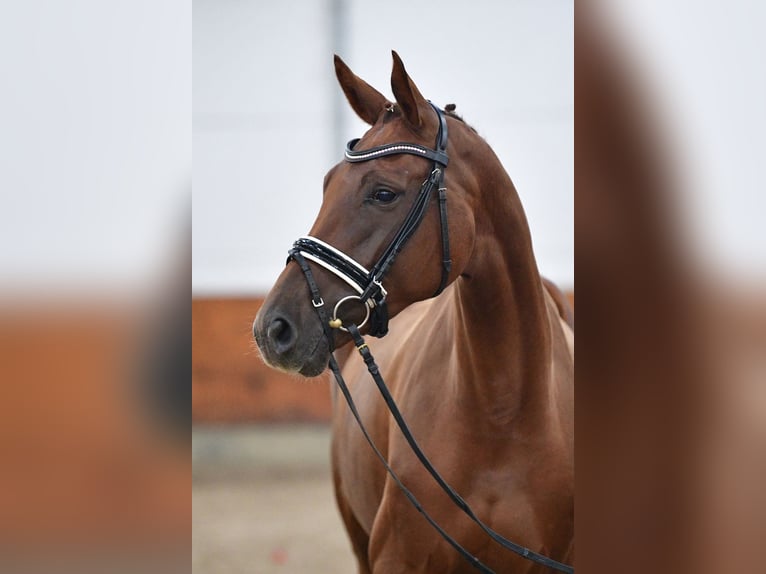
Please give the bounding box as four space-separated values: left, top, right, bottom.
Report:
268 316 296 354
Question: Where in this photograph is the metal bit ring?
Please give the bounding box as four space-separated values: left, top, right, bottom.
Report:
330 295 370 332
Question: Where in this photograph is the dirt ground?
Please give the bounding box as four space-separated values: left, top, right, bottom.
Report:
193 426 357 574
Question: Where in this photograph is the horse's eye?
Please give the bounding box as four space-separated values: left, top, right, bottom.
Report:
371 189 398 204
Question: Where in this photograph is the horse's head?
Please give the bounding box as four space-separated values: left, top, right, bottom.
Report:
254 52 476 376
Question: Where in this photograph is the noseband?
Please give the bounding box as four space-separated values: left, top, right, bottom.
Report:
288 101 451 339
284 103 573 573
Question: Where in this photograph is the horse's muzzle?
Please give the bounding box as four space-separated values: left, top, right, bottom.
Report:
253 307 329 377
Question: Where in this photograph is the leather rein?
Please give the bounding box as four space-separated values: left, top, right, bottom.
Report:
287 104 574 574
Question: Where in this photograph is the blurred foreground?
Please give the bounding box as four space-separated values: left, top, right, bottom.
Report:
0 2 190 571
0 299 190 574
576 2 766 573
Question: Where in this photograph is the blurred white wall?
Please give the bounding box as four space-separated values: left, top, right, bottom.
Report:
193 0 574 295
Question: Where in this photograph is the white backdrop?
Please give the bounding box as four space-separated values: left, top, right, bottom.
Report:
0 0 190 293
193 0 574 295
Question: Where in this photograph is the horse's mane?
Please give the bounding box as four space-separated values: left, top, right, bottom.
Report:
444 103 478 134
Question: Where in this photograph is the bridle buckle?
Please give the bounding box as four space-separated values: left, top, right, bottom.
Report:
372 278 387 302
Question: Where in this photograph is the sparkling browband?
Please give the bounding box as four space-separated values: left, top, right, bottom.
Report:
345 138 449 166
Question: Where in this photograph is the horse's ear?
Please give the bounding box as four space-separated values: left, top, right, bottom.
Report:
390 50 426 129
334 54 387 126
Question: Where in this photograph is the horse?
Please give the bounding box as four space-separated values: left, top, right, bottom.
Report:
253 51 573 573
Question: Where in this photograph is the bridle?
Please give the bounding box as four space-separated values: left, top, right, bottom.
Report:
288 101 451 340
285 104 574 574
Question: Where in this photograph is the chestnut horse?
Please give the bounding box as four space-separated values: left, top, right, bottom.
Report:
254 52 573 573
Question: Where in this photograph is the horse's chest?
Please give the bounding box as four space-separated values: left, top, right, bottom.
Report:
330 348 572 571
332 367 519 534
337 421 545 571
331 353 448 531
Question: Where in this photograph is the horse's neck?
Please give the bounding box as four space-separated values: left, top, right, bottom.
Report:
449 162 554 432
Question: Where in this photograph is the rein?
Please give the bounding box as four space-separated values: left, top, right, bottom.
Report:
288 105 574 574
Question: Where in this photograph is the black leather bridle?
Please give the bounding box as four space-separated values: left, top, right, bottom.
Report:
285 103 574 574
288 101 451 340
